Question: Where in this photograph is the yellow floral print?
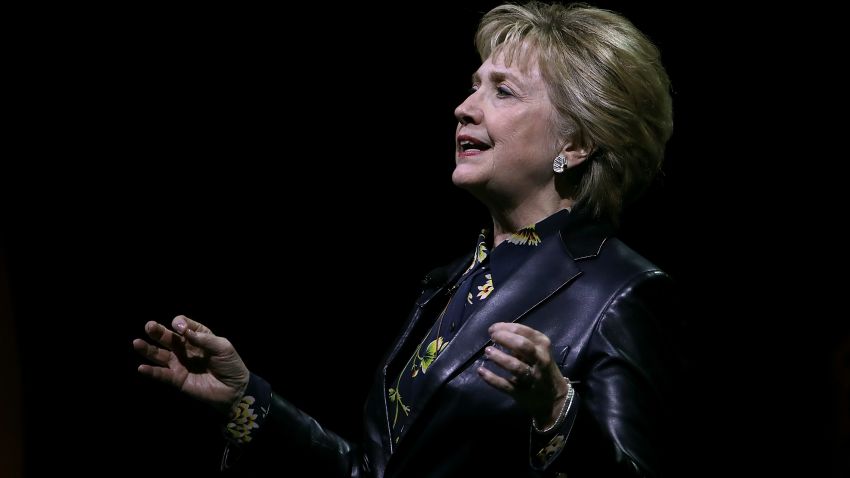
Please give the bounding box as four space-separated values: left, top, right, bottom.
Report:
535 434 567 465
477 241 489 263
390 333 447 427
225 395 260 444
388 387 411 427
466 231 490 273
477 274 494 300
507 226 542 246
467 292 473 304
421 337 448 373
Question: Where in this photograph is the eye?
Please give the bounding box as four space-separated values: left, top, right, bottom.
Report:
468 85 479 95
496 85 514 98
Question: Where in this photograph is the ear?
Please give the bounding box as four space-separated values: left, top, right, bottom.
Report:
559 141 592 170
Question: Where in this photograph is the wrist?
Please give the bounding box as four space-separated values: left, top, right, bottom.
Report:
534 395 565 429
532 378 574 434
224 373 251 417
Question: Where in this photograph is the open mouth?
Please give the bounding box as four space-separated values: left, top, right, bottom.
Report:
458 138 491 152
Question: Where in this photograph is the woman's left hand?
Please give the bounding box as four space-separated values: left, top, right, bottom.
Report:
478 322 569 428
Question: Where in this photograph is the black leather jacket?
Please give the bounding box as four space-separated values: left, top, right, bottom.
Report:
239 211 676 477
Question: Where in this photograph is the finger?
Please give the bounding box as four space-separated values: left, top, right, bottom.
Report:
489 322 549 344
172 315 213 336
477 365 516 394
490 322 555 367
132 338 171 366
484 345 533 378
144 321 183 351
490 330 537 364
137 363 178 385
183 328 231 355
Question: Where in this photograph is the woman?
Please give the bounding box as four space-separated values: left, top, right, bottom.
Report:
134 2 675 476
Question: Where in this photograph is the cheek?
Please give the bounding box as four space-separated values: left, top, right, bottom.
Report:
502 125 552 158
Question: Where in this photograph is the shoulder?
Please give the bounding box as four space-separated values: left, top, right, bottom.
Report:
596 237 666 280
557 207 668 289
586 238 676 345
573 235 671 297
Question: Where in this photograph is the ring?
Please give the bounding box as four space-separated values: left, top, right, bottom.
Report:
516 363 534 387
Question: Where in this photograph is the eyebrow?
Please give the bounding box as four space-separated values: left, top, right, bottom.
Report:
471 70 523 86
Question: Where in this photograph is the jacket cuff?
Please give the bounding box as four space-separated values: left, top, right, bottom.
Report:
221 373 272 470
529 387 580 471
224 373 272 445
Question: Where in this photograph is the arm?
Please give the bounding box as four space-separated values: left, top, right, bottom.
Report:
225 389 368 476
220 374 368 477
480 272 675 477
134 316 367 477
479 323 582 474
576 271 675 477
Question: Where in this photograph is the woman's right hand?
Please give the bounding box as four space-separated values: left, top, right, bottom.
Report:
133 315 249 415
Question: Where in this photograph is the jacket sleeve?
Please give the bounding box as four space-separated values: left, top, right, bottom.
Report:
566 270 676 478
221 374 369 477
528 385 581 471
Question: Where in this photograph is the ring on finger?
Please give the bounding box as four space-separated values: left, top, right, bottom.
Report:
516 363 534 387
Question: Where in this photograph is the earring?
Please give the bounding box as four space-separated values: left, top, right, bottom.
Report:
553 154 567 173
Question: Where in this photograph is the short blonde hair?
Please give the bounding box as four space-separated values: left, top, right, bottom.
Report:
476 2 673 222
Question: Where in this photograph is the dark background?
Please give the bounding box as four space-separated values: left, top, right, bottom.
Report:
2 1 846 476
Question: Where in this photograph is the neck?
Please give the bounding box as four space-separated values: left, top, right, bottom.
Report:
490 197 574 246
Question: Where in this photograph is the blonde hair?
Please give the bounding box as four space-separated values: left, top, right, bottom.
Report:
476 2 673 222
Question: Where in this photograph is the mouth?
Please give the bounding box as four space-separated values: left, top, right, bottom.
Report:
457 135 491 155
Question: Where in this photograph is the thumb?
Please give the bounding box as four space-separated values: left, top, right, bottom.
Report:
172 315 212 335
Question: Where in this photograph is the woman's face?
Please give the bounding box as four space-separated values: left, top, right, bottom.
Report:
452 50 561 207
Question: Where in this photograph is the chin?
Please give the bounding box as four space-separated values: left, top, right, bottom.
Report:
451 167 483 189
452 159 490 185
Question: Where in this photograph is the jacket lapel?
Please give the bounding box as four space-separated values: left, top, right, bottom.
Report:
378 255 470 454
382 256 471 373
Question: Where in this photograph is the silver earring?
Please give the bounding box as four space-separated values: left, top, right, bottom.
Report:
553 154 567 173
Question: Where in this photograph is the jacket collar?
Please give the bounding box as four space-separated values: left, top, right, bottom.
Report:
558 204 614 260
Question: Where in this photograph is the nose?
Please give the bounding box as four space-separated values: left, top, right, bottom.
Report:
454 92 481 126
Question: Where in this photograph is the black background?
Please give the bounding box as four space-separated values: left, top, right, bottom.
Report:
2 1 846 476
